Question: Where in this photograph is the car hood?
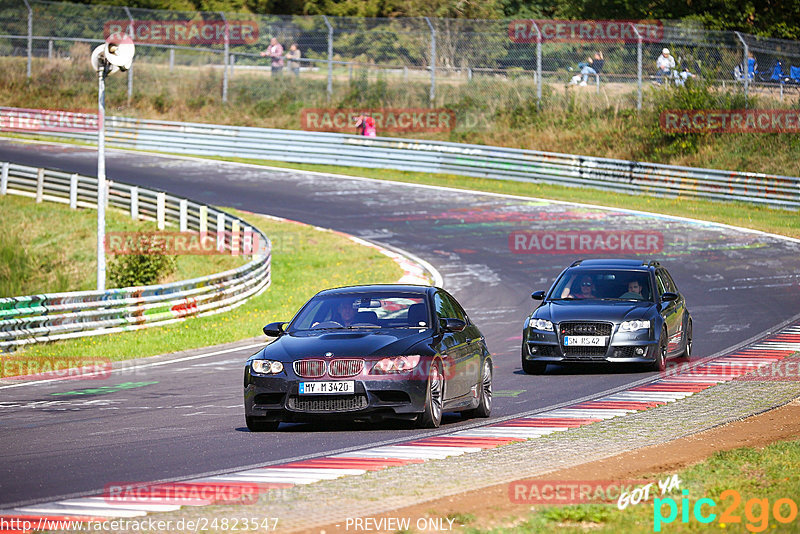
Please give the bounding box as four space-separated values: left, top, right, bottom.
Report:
535 300 654 324
251 328 432 361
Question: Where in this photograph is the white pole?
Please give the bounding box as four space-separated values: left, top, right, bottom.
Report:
97 64 107 291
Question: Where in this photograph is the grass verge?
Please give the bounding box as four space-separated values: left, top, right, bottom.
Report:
0 194 245 296
10 210 403 362
464 439 800 533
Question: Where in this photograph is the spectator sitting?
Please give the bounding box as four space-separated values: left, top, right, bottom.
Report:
674 67 696 87
734 51 757 80
581 51 604 86
655 48 675 85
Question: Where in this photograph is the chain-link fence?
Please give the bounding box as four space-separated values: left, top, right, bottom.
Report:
3 0 800 131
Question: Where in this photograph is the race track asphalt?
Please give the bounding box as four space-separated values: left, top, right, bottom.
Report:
1 139 798 508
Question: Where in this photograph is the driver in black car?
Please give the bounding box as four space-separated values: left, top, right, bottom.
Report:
335 300 357 326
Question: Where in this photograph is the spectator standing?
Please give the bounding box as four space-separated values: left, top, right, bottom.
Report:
655 48 675 85
354 114 377 137
261 37 284 76
286 44 301 77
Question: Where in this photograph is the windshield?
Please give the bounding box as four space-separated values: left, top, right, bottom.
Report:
288 293 430 331
551 270 654 302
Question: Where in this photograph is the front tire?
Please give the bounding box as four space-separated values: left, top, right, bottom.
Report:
246 416 279 432
522 347 547 374
464 359 492 419
679 317 693 360
651 334 667 372
417 360 444 428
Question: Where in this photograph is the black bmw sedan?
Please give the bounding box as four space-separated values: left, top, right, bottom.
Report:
244 285 492 431
522 259 692 374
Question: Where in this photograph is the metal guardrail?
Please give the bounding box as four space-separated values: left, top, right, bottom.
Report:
0 161 271 351
3 108 797 209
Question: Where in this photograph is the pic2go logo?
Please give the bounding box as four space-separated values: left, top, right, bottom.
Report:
654 489 799 532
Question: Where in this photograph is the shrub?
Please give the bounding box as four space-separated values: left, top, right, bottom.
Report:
109 253 176 288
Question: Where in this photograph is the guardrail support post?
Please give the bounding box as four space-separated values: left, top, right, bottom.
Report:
35 168 44 203
425 17 436 106
199 205 208 233
735 31 749 105
216 211 225 252
219 12 229 103
631 24 643 111
1 162 8 195
179 199 188 231
242 227 253 256
156 192 166 230
130 186 138 219
323 16 333 101
231 220 240 255
123 7 135 102
69 174 78 209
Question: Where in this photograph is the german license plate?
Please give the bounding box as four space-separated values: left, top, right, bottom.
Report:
564 335 608 346
299 381 354 395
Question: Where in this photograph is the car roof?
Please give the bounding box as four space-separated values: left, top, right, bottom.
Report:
569 259 659 270
315 284 434 296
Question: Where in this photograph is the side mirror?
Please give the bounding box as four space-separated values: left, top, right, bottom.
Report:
440 318 466 332
263 321 286 337
531 290 546 300
661 292 678 303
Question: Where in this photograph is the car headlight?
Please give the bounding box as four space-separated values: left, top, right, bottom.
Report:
371 355 421 374
529 318 554 331
251 359 284 375
620 320 651 332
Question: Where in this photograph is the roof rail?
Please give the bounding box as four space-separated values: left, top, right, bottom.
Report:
570 259 584 267
647 260 661 267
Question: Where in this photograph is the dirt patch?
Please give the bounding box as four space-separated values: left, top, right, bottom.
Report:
309 398 800 533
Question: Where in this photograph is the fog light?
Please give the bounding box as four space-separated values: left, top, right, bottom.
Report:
530 346 538 354
635 347 645 356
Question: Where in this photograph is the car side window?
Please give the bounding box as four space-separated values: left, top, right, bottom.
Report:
434 291 466 322
655 271 671 296
663 270 679 293
444 291 469 324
